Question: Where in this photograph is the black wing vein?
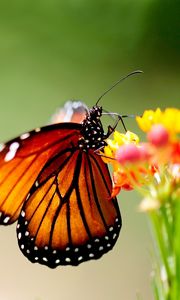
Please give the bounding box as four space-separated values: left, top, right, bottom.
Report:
86 155 108 230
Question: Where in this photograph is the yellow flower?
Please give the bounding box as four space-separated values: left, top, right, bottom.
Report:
136 108 162 132
162 108 180 134
108 130 139 148
136 108 180 138
102 130 139 166
102 130 141 175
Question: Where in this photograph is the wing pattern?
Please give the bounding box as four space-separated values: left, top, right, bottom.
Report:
17 149 122 267
0 123 81 225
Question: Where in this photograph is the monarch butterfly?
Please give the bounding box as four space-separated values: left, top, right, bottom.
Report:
0 71 141 268
0 100 121 268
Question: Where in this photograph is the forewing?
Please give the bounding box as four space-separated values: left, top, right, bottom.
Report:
0 123 81 225
50 100 88 124
17 150 121 267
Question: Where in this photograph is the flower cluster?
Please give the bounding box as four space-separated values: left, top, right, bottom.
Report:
103 107 180 300
103 108 180 210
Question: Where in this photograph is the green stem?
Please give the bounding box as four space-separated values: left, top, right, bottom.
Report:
150 211 172 295
161 205 173 255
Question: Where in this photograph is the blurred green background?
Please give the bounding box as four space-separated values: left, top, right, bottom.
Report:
0 1 179 299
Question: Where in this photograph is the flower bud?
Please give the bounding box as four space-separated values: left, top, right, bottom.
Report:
115 144 141 164
147 124 169 147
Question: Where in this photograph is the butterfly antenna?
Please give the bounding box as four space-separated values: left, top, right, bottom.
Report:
96 70 143 105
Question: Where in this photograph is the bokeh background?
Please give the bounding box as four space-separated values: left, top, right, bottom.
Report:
0 1 179 299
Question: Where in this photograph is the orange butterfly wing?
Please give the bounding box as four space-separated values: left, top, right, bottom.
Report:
0 124 81 225
50 100 88 124
17 150 121 267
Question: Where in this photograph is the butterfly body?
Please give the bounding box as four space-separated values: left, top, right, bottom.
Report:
78 105 107 151
0 102 122 267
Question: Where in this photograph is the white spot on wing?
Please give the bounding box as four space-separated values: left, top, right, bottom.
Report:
55 259 60 264
26 193 30 200
113 233 117 239
43 257 48 262
35 128 41 132
89 253 94 258
3 216 10 223
20 132 30 140
35 181 39 187
65 257 71 262
94 238 100 243
78 256 83 261
4 142 20 162
21 210 25 217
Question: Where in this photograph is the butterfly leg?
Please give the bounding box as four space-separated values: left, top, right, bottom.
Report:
106 115 127 139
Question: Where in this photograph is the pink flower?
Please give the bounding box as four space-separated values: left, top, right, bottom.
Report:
147 124 169 147
115 144 141 164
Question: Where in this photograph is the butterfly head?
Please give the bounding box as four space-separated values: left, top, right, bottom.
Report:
88 105 102 120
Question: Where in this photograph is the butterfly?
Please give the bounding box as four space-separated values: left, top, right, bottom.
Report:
0 100 122 268
0 86 125 269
